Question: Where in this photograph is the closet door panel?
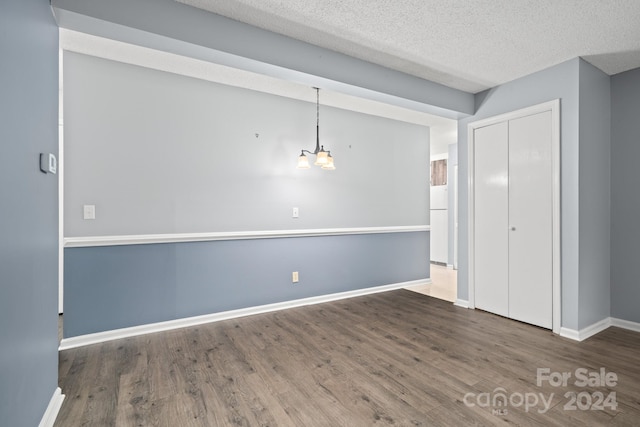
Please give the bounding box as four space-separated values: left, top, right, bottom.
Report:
474 122 509 317
508 111 553 328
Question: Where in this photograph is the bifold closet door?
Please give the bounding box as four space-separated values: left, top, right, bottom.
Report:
473 110 553 329
508 111 553 329
473 121 509 318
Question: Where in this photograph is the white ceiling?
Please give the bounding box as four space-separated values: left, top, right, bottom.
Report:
177 0 640 94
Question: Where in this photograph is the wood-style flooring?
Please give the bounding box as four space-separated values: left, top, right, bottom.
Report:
55 290 640 426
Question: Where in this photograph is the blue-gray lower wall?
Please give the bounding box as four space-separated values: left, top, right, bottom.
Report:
0 0 59 426
64 232 429 337
611 67 640 324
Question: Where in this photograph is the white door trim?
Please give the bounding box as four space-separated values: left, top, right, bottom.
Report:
58 45 64 315
453 164 458 270
467 99 561 334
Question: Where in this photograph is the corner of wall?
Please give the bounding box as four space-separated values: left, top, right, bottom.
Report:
576 58 612 329
610 67 640 324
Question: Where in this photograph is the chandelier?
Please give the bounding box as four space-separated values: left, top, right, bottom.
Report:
296 88 335 170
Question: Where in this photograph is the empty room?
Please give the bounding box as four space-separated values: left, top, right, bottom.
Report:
2 1 640 426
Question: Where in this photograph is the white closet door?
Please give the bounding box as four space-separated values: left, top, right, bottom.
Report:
474 122 509 317
508 111 553 328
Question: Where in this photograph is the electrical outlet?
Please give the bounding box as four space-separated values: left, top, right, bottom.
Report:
83 204 96 220
292 271 299 283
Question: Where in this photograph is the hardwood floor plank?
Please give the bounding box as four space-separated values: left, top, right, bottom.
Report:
286 306 465 413
56 290 640 426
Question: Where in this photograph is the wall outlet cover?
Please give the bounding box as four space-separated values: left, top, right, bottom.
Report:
83 204 96 220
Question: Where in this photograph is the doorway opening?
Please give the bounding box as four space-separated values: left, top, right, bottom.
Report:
406 126 458 302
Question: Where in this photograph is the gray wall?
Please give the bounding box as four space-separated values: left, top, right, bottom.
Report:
0 1 59 426
63 52 431 337
459 58 583 330
577 60 611 328
611 67 640 323
64 52 430 237
65 232 429 336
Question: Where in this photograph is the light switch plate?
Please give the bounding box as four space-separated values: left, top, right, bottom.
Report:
40 153 57 174
292 207 299 218
48 153 57 174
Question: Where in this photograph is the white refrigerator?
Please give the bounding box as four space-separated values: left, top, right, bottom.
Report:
430 185 448 264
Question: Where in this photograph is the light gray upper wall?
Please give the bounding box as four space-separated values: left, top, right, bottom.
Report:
458 58 581 330
0 1 59 426
611 67 640 323
64 52 430 237
577 59 611 329
51 0 473 118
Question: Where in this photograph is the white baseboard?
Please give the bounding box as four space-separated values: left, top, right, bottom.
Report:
559 327 580 341
39 387 65 427
561 317 612 341
60 279 429 350
611 317 640 333
454 299 469 308
402 278 432 289
558 317 640 342
579 317 612 340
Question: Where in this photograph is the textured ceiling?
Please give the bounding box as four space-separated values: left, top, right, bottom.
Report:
178 0 640 93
